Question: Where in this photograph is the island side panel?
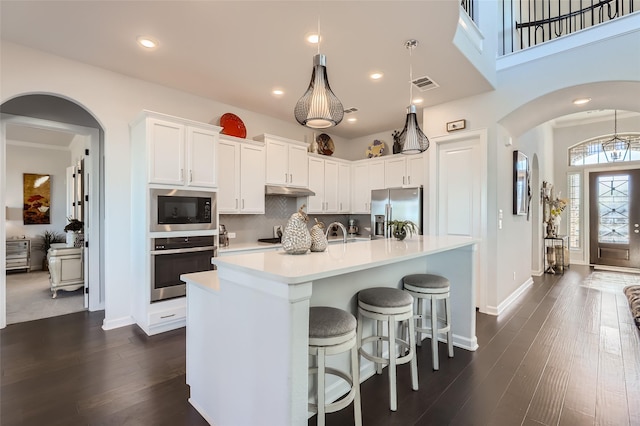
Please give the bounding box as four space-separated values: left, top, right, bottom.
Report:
187 268 312 426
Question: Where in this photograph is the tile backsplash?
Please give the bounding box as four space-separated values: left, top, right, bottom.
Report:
220 196 369 244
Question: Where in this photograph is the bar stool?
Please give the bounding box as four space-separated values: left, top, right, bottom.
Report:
309 306 362 426
403 274 453 370
357 287 418 412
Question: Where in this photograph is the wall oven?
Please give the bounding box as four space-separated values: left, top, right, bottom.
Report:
150 188 216 232
150 235 217 302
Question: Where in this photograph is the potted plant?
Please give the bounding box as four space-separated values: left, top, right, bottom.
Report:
40 229 64 270
387 220 418 241
64 217 84 247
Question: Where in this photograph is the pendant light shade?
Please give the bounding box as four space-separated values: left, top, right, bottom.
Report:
399 105 429 154
294 53 344 129
399 39 429 155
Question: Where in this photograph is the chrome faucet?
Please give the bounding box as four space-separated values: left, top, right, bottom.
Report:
325 222 348 243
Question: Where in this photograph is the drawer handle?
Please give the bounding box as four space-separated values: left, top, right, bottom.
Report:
160 314 176 319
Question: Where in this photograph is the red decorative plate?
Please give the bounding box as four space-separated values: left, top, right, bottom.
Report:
219 113 247 138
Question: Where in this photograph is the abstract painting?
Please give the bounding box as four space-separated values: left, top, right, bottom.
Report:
23 173 51 225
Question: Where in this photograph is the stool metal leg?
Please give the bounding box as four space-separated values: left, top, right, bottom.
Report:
317 347 326 426
416 298 424 347
388 316 397 411
445 296 454 358
431 296 439 370
351 344 362 426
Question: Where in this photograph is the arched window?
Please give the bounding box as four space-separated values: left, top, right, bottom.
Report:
569 133 640 166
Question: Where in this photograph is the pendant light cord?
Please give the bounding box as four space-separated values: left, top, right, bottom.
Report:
408 44 413 106
317 17 321 55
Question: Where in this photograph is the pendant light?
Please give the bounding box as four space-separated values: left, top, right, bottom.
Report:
399 39 429 154
294 20 344 129
601 110 630 162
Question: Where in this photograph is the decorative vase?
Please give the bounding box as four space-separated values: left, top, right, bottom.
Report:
393 228 407 241
545 220 556 238
282 204 312 255
310 219 328 252
66 231 84 247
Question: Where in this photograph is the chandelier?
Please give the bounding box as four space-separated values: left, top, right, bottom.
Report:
601 110 630 162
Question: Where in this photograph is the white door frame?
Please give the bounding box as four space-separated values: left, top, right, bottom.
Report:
1 114 103 329
427 129 488 313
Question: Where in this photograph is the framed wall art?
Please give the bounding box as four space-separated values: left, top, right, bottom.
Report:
23 173 51 224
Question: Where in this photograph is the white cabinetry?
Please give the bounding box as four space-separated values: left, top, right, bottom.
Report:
130 110 221 336
146 115 219 188
351 159 385 214
384 154 425 188
307 156 340 214
338 162 351 213
255 134 309 188
218 136 266 214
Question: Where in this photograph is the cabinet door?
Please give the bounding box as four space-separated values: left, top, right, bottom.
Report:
338 163 351 213
324 160 339 213
148 119 185 185
352 163 370 214
239 144 266 213
288 144 309 187
307 157 325 213
265 139 288 185
369 160 386 190
218 140 240 213
187 126 217 188
385 157 406 188
406 154 424 187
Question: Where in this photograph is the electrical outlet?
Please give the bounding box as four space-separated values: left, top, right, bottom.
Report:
513 272 516 280
273 225 283 238
228 232 236 239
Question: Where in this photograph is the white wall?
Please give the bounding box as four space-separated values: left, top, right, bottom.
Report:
5 143 70 269
0 41 355 328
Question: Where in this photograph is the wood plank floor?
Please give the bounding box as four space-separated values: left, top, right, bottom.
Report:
1 265 639 425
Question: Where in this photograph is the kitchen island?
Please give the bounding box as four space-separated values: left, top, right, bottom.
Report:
181 235 477 426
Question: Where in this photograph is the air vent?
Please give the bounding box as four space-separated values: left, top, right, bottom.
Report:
344 107 359 114
412 75 439 92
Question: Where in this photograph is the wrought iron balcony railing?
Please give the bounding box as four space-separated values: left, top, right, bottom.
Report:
501 0 636 55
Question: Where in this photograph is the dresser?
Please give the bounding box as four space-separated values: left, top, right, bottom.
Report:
6 239 31 272
47 243 84 298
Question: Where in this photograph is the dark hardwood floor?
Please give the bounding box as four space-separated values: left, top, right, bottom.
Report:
2 265 639 425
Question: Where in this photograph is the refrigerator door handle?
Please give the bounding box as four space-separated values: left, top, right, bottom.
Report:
386 203 392 237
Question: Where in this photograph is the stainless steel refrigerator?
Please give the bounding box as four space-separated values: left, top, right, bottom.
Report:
371 187 423 239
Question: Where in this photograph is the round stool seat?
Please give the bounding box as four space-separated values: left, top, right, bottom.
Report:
309 306 357 345
403 274 450 294
359 287 413 312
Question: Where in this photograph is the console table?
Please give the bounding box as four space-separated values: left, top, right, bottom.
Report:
544 236 569 274
48 243 84 298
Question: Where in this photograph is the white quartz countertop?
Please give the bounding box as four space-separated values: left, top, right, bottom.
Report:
212 235 477 285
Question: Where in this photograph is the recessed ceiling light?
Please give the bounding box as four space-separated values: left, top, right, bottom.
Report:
412 97 423 104
347 117 357 123
306 33 320 44
272 89 284 96
137 36 158 49
370 72 384 80
573 97 591 105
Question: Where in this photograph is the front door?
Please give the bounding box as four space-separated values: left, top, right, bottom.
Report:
589 169 640 268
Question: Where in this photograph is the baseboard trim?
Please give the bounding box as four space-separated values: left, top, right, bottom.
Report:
102 316 135 330
593 265 640 274
486 277 534 316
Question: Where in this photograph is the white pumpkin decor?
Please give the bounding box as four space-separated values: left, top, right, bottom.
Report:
282 204 312 255
310 218 328 252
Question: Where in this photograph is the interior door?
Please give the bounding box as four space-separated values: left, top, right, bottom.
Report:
589 169 640 268
81 158 89 309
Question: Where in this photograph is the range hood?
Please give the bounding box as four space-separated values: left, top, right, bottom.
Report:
265 185 315 197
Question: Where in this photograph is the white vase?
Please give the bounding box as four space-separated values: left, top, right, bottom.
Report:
66 231 84 248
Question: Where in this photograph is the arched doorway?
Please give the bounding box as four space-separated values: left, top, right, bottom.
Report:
1 94 105 328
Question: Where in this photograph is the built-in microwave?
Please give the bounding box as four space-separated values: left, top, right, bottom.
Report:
150 188 217 232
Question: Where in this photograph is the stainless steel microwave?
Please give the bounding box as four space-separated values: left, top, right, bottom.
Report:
150 188 217 232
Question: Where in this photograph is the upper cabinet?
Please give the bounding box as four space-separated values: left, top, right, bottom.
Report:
218 136 265 214
384 154 425 188
136 112 220 188
307 156 344 214
255 134 309 188
351 159 385 214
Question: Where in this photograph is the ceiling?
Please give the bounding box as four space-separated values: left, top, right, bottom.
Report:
0 1 495 140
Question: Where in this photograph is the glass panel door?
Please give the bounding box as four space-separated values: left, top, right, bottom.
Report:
589 169 640 268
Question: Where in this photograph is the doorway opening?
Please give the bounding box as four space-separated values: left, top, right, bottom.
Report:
1 94 105 328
